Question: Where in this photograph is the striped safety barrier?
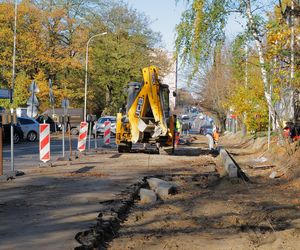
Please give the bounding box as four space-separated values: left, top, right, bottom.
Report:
78 122 88 152
39 124 50 162
103 121 111 145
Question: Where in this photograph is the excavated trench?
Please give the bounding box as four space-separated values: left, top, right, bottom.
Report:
74 169 222 250
74 179 145 250
73 148 248 250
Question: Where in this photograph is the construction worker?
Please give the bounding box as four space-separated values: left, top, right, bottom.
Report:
213 126 220 146
175 118 182 147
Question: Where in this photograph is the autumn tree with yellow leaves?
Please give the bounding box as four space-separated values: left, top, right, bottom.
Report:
176 0 299 135
0 0 170 115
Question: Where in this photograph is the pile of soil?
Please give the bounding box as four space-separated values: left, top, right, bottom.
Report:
220 132 300 180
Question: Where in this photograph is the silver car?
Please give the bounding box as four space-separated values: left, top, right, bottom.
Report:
93 116 116 137
17 117 40 142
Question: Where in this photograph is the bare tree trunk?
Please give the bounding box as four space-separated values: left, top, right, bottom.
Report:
244 0 291 152
243 0 292 154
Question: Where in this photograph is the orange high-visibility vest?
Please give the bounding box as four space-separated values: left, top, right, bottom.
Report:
213 131 220 142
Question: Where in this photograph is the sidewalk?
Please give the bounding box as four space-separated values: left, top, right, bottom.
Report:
0 146 203 249
0 151 131 249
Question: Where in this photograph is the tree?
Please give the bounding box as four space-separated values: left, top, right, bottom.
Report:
0 1 46 108
196 46 234 131
227 42 269 132
175 0 296 139
0 0 169 114
88 2 170 114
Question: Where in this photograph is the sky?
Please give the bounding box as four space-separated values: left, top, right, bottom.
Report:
125 0 187 51
125 0 245 52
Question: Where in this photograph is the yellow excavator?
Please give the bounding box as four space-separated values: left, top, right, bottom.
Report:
116 66 176 154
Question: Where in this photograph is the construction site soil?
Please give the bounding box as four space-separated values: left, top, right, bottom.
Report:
0 134 300 250
108 134 300 250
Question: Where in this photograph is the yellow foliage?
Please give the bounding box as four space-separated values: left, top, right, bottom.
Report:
225 54 269 132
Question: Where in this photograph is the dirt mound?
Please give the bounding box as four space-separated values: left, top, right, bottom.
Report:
221 132 300 180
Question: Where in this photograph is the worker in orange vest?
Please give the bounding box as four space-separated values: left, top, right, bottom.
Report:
213 126 220 146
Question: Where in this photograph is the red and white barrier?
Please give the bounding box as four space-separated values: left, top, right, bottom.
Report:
39 124 50 162
103 121 111 145
78 122 88 152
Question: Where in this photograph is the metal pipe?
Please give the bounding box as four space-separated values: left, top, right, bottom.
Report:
94 123 97 150
88 121 91 151
68 122 72 158
10 109 14 172
62 122 65 158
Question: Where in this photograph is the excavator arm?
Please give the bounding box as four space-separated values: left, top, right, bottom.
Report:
116 65 175 153
127 66 168 143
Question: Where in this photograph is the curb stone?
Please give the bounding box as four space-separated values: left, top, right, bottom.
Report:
217 147 249 181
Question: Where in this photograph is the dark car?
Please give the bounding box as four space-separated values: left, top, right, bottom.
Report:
199 125 213 136
2 123 24 144
36 115 58 133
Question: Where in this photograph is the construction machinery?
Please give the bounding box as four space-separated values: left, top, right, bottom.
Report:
116 66 176 154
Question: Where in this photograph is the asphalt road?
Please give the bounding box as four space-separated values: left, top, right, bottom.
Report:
2 134 115 173
2 129 200 174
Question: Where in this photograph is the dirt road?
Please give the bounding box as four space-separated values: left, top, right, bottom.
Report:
1 135 300 249
109 137 300 250
0 137 210 249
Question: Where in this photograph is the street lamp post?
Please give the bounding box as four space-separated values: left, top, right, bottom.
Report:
10 0 18 172
84 32 107 121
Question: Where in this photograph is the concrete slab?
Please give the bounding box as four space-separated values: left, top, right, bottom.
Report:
139 188 157 204
219 147 238 178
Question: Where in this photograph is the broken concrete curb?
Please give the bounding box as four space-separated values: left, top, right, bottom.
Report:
217 147 249 181
139 188 157 204
147 178 177 199
147 177 168 190
156 183 177 199
218 148 238 178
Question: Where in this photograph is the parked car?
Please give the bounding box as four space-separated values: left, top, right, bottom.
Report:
36 115 58 133
17 117 39 142
93 116 116 137
2 123 24 144
199 124 213 136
